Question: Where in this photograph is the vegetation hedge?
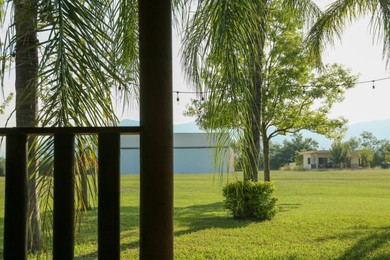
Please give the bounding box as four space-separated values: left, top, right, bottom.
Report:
222 181 277 221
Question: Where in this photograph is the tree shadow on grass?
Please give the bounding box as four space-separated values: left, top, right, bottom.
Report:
316 226 390 259
73 205 140 260
174 202 251 237
7 202 252 259
337 227 390 259
277 203 301 213
76 202 247 258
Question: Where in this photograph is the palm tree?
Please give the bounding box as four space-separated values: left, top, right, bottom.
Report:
306 0 390 66
1 0 139 251
180 0 321 181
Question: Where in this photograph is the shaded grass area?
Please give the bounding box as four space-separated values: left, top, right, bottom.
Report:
1 169 390 259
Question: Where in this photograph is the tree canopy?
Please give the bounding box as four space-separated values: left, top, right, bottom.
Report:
184 3 357 180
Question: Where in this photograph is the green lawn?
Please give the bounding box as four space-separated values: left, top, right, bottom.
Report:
2 169 390 259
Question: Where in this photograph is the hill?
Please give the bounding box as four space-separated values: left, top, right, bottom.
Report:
273 118 390 149
119 120 203 133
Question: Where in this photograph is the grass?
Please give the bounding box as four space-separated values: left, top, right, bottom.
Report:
2 169 390 259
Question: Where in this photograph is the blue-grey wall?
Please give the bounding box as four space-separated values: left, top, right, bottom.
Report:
120 133 233 174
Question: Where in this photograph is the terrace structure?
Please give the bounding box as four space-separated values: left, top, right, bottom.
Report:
1 0 173 259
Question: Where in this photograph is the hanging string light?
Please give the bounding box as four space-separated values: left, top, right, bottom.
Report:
172 76 390 102
173 90 208 102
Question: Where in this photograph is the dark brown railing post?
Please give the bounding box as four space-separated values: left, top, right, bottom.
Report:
4 133 28 259
53 133 75 259
98 132 120 259
139 0 174 258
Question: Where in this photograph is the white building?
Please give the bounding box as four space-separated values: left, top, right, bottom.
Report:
120 133 234 174
301 150 360 170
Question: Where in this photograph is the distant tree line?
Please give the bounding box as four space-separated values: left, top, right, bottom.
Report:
235 131 390 171
330 131 390 169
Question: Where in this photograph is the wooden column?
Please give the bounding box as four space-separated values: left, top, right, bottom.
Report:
139 0 173 259
98 132 120 259
53 133 75 259
4 134 28 259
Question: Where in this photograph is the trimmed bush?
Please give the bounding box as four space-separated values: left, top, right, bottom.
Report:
222 181 277 221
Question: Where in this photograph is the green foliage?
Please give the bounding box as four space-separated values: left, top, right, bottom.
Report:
264 134 318 170
306 0 390 66
182 1 357 181
0 157 4 176
222 181 277 220
338 132 390 168
360 147 375 167
330 141 350 167
180 0 324 181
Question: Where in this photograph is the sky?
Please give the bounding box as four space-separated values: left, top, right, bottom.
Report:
117 11 390 126
1 4 390 127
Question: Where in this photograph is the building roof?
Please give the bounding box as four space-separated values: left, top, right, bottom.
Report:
300 150 330 155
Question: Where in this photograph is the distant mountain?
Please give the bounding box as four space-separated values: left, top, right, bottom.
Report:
173 121 203 133
119 119 140 127
119 120 203 133
345 119 390 140
273 118 390 149
119 118 390 149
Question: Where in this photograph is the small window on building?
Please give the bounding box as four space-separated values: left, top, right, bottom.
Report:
307 158 311 164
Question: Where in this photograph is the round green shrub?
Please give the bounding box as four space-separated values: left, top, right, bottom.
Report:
222 181 277 220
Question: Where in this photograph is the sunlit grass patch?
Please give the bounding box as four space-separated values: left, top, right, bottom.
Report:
2 169 390 259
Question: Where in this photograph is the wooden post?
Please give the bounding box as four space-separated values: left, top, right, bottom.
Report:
139 0 173 259
53 133 75 259
4 134 28 259
98 132 120 259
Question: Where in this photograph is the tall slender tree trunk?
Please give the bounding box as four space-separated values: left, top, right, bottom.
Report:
261 125 271 181
244 7 266 182
80 170 90 211
248 71 262 182
78 147 91 211
15 0 41 251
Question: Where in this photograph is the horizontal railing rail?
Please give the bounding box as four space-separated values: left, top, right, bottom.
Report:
0 126 141 259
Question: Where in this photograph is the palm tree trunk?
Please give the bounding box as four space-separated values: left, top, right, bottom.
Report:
245 11 266 182
15 0 41 251
78 150 91 211
261 128 271 181
250 72 262 182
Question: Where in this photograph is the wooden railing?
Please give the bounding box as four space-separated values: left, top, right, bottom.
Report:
1 126 141 259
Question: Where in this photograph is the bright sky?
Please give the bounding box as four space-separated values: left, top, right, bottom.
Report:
118 11 390 126
1 3 389 127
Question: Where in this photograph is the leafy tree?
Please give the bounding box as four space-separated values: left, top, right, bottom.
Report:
264 134 319 170
260 23 356 178
268 143 285 170
360 147 375 167
180 0 321 181
281 134 319 167
330 140 357 168
345 137 360 152
183 4 356 181
374 139 390 166
359 131 379 150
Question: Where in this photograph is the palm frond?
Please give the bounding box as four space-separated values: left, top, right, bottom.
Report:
305 0 380 65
